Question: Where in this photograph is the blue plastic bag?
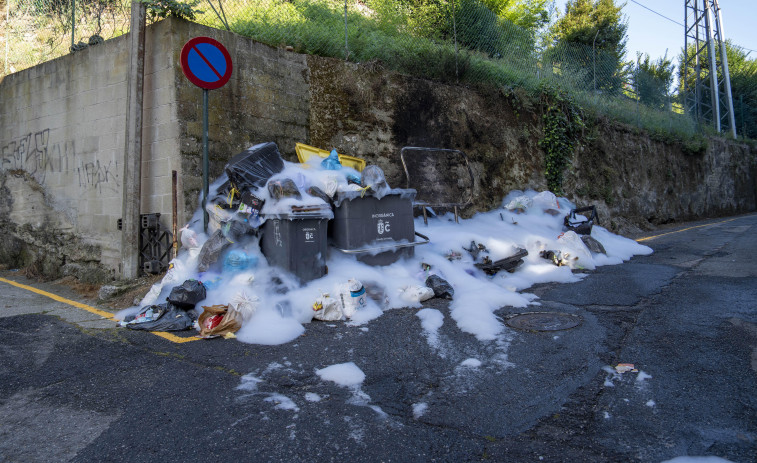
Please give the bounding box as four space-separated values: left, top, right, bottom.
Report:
321 149 342 170
223 249 258 272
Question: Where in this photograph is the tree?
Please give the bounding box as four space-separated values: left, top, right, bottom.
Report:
632 52 675 109
678 40 757 138
479 0 551 32
547 0 628 94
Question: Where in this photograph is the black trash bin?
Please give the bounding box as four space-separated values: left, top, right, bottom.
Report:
260 204 332 282
331 189 428 265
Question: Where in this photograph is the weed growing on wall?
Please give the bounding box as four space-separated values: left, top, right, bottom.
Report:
141 0 203 22
538 83 584 195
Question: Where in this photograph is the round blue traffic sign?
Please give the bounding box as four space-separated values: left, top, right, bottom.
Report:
180 37 233 90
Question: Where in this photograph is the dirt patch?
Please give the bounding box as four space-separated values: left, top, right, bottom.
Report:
105 273 165 309
53 275 101 299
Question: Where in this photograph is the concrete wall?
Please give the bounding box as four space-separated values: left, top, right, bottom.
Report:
0 36 131 279
0 18 315 281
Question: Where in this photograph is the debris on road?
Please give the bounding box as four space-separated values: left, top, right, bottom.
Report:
113 146 652 345
615 363 639 373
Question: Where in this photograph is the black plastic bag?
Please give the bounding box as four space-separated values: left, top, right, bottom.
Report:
225 142 285 190
307 185 334 205
167 279 207 309
126 303 197 332
425 274 454 299
267 178 302 200
198 230 233 272
221 219 256 242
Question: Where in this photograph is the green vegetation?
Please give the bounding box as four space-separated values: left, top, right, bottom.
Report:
5 0 752 143
547 0 628 94
678 40 757 139
538 83 584 194
632 52 675 110
140 0 202 21
3 0 130 73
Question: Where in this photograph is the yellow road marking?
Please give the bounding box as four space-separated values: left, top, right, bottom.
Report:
151 331 201 343
635 216 745 242
0 276 199 343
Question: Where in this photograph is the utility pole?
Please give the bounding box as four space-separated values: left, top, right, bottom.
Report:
121 1 146 278
592 29 599 93
683 0 737 138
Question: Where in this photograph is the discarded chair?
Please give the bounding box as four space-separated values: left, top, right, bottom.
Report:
400 147 475 224
564 205 598 235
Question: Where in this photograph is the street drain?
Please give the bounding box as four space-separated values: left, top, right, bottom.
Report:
505 312 581 331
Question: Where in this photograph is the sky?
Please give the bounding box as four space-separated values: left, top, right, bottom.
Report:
553 0 757 64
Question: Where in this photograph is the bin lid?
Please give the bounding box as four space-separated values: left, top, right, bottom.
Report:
334 188 416 207
262 203 334 220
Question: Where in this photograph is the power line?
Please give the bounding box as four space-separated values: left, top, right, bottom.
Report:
627 0 757 54
629 0 683 27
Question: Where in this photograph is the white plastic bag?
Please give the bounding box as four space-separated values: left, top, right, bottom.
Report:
320 174 339 198
505 195 533 211
398 285 435 303
557 231 595 270
532 191 559 210
180 225 200 248
228 291 260 321
337 279 368 319
312 293 343 321
139 283 162 306
138 258 186 306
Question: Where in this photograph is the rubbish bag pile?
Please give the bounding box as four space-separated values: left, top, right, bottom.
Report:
116 143 651 345
119 142 438 337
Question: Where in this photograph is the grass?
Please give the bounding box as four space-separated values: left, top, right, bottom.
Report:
4 0 710 142
3 0 130 76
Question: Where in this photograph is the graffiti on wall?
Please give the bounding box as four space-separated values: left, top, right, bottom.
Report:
77 159 119 193
1 129 120 193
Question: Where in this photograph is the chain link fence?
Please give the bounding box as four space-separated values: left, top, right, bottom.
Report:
2 0 130 74
3 0 755 140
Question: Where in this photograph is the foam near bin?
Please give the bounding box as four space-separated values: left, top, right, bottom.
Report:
260 204 333 283
331 189 420 265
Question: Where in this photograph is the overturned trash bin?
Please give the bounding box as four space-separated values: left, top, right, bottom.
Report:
331 189 429 265
260 204 333 282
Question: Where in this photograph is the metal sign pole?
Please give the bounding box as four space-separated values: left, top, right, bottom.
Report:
203 88 209 233
180 36 233 234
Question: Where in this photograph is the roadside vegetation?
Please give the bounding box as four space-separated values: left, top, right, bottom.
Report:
4 0 755 144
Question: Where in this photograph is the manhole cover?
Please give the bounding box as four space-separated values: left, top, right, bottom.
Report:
505 312 581 331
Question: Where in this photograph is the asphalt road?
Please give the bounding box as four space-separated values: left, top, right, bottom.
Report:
1 214 756 462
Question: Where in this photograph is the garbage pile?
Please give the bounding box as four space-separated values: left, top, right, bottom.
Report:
116 145 653 345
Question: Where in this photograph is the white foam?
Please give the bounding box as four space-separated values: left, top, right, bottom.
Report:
316 362 366 387
412 402 428 419
304 392 322 402
264 393 299 411
460 358 482 368
158 186 652 346
235 308 305 345
661 458 735 463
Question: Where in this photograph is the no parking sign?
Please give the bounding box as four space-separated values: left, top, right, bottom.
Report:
180 37 233 90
